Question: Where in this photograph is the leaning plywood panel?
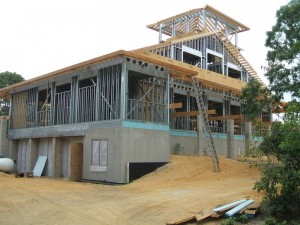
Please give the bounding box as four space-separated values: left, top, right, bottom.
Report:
33 156 47 177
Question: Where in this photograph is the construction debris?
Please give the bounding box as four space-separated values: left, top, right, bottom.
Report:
225 199 254 217
213 199 247 213
166 199 260 225
244 202 261 218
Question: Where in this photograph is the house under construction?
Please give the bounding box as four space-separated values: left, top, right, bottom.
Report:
0 5 270 183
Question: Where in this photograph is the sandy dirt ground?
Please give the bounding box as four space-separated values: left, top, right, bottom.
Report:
0 155 262 225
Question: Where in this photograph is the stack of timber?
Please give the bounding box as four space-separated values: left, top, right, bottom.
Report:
166 199 260 225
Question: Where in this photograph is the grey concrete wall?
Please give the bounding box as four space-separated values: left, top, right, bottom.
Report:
227 120 234 159
170 131 246 158
83 127 169 183
120 128 169 183
27 138 38 172
54 138 63 178
0 118 9 157
83 128 122 183
170 135 198 155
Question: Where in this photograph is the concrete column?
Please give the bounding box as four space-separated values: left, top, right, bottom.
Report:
26 138 38 172
227 119 234 159
52 137 63 178
8 140 18 161
197 115 204 155
245 122 252 153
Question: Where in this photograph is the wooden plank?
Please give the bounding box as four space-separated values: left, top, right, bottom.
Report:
208 114 245 121
225 199 254 217
70 143 83 181
247 202 261 210
210 211 225 218
195 210 213 222
244 209 256 215
244 202 261 215
166 214 196 225
172 109 216 117
169 102 182 109
234 119 246 124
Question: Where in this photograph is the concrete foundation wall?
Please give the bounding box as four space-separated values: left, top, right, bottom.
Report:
9 119 254 183
83 127 169 183
83 127 122 183
120 128 169 183
170 130 246 158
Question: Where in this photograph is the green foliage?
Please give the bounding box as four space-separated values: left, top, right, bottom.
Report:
264 216 300 225
0 71 24 89
0 71 24 116
265 0 300 100
241 79 274 122
264 216 278 225
253 104 300 217
250 1 300 220
220 215 250 225
236 214 249 223
221 217 237 225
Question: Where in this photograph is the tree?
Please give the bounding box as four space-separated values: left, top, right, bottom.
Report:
0 71 25 116
265 0 300 100
253 103 300 217
246 0 300 220
241 79 274 122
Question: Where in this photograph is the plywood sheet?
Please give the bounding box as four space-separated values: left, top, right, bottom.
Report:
33 156 47 177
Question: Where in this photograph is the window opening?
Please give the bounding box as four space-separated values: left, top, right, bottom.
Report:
37 88 51 126
182 45 202 67
207 53 223 74
55 83 71 125
90 139 108 172
228 68 241 79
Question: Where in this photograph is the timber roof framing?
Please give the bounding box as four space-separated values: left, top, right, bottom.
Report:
214 31 264 84
147 5 249 37
0 49 247 99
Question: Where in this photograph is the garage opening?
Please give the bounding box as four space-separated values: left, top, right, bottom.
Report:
129 162 168 182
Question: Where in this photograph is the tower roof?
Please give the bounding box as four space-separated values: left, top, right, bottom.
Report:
147 5 250 36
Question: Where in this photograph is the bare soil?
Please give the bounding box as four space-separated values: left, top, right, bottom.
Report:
0 155 262 225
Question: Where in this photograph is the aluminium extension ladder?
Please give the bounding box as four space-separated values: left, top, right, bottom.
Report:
191 76 220 172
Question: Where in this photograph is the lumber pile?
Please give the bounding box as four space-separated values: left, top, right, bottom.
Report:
166 199 260 225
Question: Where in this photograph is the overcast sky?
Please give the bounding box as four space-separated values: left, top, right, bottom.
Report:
0 0 288 83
